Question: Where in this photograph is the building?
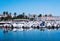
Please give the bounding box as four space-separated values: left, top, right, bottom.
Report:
12 19 29 22
37 16 60 21
29 14 38 21
0 14 7 17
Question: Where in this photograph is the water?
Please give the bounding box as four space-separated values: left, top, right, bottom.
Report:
0 28 60 41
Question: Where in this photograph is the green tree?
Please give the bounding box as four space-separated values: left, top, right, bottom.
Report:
24 15 29 19
17 14 24 19
45 14 47 17
5 11 8 15
0 17 4 21
38 14 42 17
14 12 17 17
22 12 25 18
3 11 5 15
9 12 11 16
13 12 17 19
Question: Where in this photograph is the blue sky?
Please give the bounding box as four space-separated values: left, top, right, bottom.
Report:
0 0 60 16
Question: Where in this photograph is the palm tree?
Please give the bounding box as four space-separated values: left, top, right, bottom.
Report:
17 14 22 19
33 15 36 21
9 12 12 16
45 14 47 17
38 14 42 17
22 12 25 18
3 11 6 15
14 12 17 17
5 11 8 15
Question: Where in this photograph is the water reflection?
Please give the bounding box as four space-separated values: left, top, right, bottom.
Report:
39 28 45 31
2 27 60 33
3 29 8 34
0 27 60 41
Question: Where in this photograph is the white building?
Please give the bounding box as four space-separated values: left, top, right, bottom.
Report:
37 16 60 21
0 14 7 17
29 14 38 21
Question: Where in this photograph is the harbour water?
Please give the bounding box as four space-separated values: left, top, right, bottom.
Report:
0 27 60 41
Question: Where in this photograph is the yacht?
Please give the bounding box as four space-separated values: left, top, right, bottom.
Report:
0 21 12 28
12 21 25 29
46 22 52 27
23 21 33 28
39 21 46 28
32 21 39 28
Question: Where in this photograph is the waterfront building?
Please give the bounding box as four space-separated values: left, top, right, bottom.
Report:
28 14 38 21
12 19 29 22
37 16 60 21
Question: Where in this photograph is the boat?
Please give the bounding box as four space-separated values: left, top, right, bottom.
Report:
39 21 46 28
12 23 18 28
23 21 33 28
3 23 12 28
12 21 25 28
46 22 52 28
53 23 59 28
32 21 39 28
0 21 12 28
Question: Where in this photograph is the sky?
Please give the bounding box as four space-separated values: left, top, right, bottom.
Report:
0 0 60 16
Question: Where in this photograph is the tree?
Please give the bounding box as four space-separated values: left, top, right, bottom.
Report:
38 14 42 17
0 17 4 21
3 11 5 15
5 11 8 15
13 12 17 19
45 14 47 17
33 15 36 21
24 15 29 19
14 12 17 17
9 12 11 16
22 12 25 18
17 14 24 19
22 12 25 15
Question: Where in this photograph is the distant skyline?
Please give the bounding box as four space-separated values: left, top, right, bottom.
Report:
0 0 60 16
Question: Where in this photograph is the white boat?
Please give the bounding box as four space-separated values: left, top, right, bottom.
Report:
54 24 57 27
0 21 12 28
57 24 60 27
13 28 17 32
12 21 25 28
12 23 18 28
46 22 52 27
3 23 12 28
23 21 33 28
32 21 39 27
17 22 25 28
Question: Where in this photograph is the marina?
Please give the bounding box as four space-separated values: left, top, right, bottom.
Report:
0 0 60 41
0 20 60 28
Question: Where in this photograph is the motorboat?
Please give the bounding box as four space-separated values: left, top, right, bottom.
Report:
32 21 39 28
23 21 33 28
53 23 58 27
0 21 12 28
39 21 46 28
46 22 52 27
12 23 18 28
3 23 12 28
17 22 25 28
